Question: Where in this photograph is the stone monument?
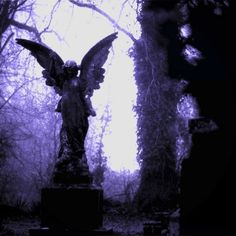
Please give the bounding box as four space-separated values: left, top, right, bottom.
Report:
16 32 117 236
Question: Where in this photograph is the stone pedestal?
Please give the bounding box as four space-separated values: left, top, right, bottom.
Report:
41 186 103 230
29 138 111 235
29 185 112 236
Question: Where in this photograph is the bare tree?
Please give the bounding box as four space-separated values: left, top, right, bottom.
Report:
0 0 62 207
69 0 137 42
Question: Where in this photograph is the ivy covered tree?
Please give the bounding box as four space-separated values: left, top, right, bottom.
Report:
133 0 230 214
133 0 182 212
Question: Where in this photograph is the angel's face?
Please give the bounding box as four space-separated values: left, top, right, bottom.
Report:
64 60 79 78
66 67 79 77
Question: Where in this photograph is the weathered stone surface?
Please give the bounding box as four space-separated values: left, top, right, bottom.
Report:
41 186 103 231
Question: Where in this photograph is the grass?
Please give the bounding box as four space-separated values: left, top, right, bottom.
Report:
2 213 146 236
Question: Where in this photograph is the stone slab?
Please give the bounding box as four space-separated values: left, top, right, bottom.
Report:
41 186 103 231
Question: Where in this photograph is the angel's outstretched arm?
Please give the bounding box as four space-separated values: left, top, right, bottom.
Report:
84 94 96 117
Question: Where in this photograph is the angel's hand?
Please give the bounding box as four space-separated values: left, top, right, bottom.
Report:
42 70 56 86
42 70 50 78
84 94 96 117
89 109 96 117
54 86 62 96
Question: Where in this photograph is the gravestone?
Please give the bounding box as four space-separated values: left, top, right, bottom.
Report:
29 180 111 236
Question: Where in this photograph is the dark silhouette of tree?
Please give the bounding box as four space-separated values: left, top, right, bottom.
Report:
133 0 182 212
133 0 231 216
178 1 235 233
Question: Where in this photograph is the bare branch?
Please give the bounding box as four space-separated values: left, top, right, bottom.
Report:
0 32 14 54
117 0 129 23
41 30 64 42
0 82 27 110
39 0 61 37
10 19 41 41
0 0 28 36
0 0 11 35
16 0 28 9
69 0 137 42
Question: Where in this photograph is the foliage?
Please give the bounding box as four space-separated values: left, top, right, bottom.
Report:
133 0 186 211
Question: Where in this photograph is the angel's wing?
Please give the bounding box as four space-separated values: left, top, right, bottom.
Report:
79 32 118 95
16 38 64 91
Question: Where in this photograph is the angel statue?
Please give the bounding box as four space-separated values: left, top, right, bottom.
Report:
16 33 117 184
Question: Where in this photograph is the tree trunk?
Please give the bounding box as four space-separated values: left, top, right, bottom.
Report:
134 0 181 212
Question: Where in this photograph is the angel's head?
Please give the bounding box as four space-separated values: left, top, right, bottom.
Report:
63 60 80 77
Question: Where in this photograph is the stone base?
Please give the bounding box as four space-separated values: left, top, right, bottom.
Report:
41 185 103 231
29 228 113 236
53 173 92 185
